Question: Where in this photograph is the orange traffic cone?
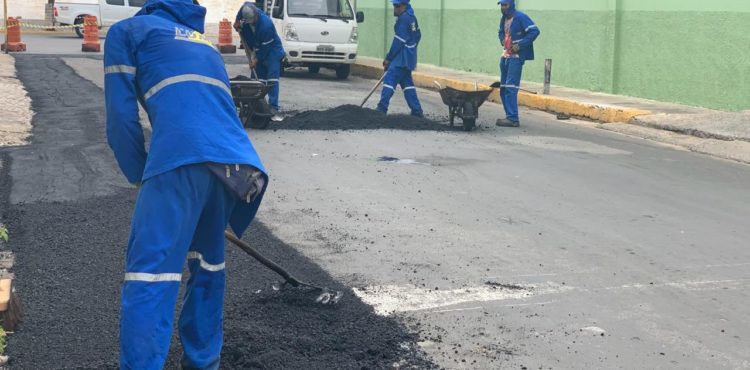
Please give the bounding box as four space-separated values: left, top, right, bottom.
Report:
81 15 100 52
1 17 27 52
216 18 236 54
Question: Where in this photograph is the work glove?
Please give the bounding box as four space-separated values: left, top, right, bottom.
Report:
233 20 241 32
383 59 390 70
249 57 258 69
511 44 520 53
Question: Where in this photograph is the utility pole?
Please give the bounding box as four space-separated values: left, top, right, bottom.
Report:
3 0 8 54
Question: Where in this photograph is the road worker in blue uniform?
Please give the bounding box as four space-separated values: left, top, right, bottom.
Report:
377 0 423 117
496 0 540 127
104 0 268 368
234 2 286 114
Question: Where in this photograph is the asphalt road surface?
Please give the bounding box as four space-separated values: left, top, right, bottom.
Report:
1 53 748 369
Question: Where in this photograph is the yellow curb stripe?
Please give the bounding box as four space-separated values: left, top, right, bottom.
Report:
352 63 651 123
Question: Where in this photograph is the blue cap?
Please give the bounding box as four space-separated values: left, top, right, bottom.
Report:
391 0 409 5
497 0 512 4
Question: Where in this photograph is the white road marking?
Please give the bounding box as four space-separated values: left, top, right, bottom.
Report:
353 282 570 316
355 278 749 316
430 306 483 314
602 278 750 292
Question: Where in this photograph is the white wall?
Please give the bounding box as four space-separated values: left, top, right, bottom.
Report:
2 0 48 20
0 0 249 23
201 0 247 23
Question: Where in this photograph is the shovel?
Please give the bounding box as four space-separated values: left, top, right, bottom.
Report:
224 231 343 305
360 71 387 108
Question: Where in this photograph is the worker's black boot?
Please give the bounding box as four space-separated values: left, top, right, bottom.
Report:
496 118 520 127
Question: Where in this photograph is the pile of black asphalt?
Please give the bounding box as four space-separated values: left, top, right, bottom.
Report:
0 55 437 369
274 104 457 132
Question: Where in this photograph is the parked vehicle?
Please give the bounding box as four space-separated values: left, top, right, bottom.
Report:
54 0 144 38
258 0 364 79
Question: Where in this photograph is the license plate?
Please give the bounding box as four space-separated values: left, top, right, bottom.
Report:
316 45 334 53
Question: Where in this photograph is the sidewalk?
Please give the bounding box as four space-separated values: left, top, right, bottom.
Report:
352 56 748 139
0 54 32 147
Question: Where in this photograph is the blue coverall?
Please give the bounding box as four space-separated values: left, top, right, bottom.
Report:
104 1 268 368
236 2 286 111
377 0 423 117
498 0 540 124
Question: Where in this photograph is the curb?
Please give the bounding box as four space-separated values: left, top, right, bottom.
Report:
352 63 651 123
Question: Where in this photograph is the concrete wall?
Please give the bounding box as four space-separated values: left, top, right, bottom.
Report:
1 0 246 24
357 0 750 111
199 0 246 23
2 0 49 20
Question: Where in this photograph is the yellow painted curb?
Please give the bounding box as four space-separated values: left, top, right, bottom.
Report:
352 63 651 123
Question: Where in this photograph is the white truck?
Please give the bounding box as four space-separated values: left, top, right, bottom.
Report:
259 0 364 79
53 0 144 38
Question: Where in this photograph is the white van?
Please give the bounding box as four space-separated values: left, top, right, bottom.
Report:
54 0 144 38
260 0 364 79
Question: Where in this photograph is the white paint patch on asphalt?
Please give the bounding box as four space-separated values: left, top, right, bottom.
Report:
580 326 607 335
504 136 633 155
355 277 748 316
0 54 33 147
352 282 571 316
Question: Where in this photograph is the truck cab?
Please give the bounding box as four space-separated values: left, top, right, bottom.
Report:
259 0 364 79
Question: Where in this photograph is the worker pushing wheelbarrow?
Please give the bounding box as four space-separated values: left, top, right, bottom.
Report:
230 2 285 129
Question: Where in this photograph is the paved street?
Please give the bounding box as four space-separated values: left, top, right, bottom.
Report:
1 53 748 369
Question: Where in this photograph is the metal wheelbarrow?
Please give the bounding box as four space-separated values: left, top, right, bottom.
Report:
230 74 273 130
437 82 496 132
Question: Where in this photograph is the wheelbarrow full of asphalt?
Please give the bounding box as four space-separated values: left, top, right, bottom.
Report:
230 75 273 129
437 82 497 132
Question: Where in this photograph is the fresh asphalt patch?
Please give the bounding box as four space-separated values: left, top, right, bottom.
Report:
271 104 460 132
1 56 437 369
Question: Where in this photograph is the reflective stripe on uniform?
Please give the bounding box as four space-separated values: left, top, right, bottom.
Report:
403 86 416 91
500 84 519 89
394 35 406 43
144 74 231 100
525 25 538 31
262 39 274 45
383 84 395 90
405 44 416 49
187 252 226 272
124 272 182 282
104 65 137 75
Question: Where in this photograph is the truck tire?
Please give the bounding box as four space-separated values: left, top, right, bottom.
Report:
74 16 85 38
308 65 320 74
335 64 351 80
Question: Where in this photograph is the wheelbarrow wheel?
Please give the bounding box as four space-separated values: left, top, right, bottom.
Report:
239 103 271 129
249 114 271 129
462 101 476 132
239 103 252 127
